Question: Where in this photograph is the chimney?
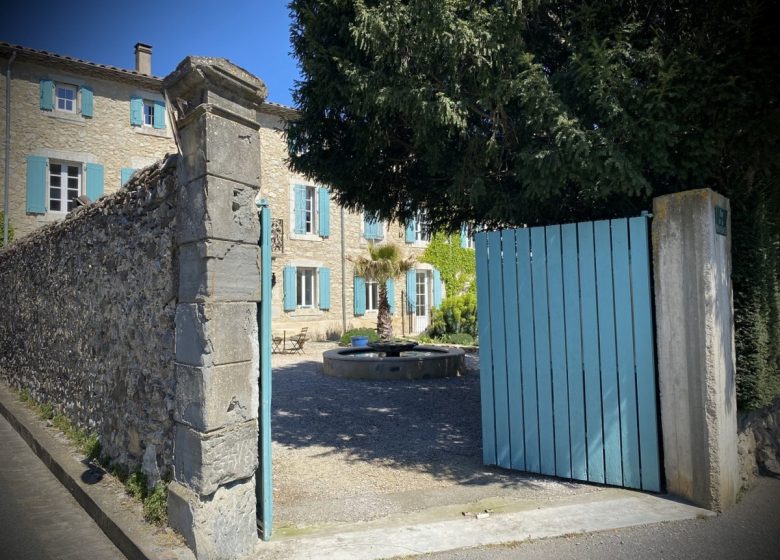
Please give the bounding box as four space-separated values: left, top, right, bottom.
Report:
134 43 152 75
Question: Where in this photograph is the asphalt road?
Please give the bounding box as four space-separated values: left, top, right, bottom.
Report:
0 412 125 560
417 475 780 560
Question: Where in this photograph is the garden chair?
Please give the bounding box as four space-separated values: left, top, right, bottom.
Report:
287 327 310 355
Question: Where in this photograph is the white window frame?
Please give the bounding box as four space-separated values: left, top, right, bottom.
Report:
55 83 78 113
304 186 316 234
142 100 156 127
366 280 379 312
464 224 476 249
415 212 431 243
296 267 317 308
416 271 429 316
48 160 82 214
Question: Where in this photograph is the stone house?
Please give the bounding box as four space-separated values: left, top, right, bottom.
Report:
1 41 471 339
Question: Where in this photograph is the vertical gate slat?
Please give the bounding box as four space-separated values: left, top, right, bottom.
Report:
595 220 623 487
546 225 571 478
578 221 605 483
475 231 496 465
629 217 661 491
611 219 641 489
516 228 540 472
531 227 556 475
502 230 525 470
562 223 587 480
488 230 511 468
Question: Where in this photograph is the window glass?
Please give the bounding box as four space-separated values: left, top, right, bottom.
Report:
366 281 378 311
416 271 428 315
143 102 155 126
296 268 316 307
48 161 81 212
415 212 431 242
56 84 77 112
304 186 315 233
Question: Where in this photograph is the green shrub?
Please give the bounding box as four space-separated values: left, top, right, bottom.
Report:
84 434 101 461
37 403 54 420
143 482 169 526
441 333 475 346
18 389 31 403
340 327 380 345
126 471 149 501
426 293 477 339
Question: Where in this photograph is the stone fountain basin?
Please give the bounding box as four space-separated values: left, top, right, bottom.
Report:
322 345 466 380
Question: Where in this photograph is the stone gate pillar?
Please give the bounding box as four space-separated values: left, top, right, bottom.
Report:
653 188 739 511
163 57 267 559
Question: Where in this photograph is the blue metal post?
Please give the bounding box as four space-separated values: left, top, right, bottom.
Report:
257 199 273 540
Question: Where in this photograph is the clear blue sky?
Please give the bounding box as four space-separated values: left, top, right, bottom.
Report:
1 0 301 106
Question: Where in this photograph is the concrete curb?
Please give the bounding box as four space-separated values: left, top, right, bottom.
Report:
0 382 194 560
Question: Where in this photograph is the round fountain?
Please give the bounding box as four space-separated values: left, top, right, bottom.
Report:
323 340 466 380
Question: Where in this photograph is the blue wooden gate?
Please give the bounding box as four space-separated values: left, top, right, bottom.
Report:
475 217 661 491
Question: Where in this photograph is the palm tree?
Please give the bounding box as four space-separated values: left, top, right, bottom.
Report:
351 243 415 340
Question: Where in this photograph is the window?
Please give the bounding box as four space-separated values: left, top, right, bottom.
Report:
415 213 431 243
293 184 330 236
416 272 429 316
48 161 81 213
462 223 476 249
296 268 317 308
55 84 77 113
130 97 165 129
143 101 155 126
284 265 330 311
366 280 379 311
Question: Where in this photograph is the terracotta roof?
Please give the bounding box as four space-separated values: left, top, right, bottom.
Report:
0 41 162 88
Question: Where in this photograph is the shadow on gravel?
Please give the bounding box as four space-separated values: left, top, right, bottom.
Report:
272 358 551 488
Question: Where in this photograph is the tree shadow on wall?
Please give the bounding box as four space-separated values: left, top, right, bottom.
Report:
271 358 564 490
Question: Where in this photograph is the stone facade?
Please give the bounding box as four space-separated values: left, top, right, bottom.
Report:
0 156 179 481
737 398 780 490
0 44 177 239
258 109 452 340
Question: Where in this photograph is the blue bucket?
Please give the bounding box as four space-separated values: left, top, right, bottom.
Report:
351 335 369 347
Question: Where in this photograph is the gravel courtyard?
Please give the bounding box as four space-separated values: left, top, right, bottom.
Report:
271 341 603 535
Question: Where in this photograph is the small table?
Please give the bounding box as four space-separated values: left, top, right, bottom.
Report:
272 331 286 353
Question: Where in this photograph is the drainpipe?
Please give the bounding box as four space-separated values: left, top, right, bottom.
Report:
3 50 16 247
340 205 347 334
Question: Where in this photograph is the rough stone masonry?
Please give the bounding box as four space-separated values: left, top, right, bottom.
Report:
0 56 268 560
0 156 179 483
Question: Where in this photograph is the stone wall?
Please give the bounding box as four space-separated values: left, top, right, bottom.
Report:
738 398 780 489
0 156 179 482
0 55 176 239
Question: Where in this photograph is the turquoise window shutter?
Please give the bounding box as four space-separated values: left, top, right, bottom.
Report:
405 219 416 243
406 270 417 313
40 79 53 111
293 184 306 234
363 214 372 239
386 278 395 315
460 224 469 248
85 163 104 201
130 96 143 126
354 276 366 316
81 86 94 117
283 266 297 311
433 268 443 308
26 155 47 213
153 100 165 129
318 187 330 236
319 268 331 310
120 167 135 186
